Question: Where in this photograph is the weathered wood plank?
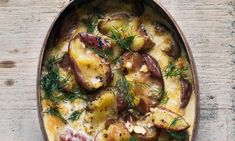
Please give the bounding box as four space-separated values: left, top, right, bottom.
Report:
0 0 234 140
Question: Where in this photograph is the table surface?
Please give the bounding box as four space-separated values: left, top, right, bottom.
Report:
0 0 234 140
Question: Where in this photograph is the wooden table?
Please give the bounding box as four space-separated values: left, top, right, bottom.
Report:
0 0 234 140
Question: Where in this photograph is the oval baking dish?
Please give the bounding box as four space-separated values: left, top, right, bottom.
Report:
37 0 199 141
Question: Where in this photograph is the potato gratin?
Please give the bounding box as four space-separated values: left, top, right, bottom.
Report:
40 0 196 141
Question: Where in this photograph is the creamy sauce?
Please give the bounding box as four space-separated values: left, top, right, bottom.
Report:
40 1 196 141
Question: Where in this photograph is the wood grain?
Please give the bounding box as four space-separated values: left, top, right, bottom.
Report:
0 0 234 140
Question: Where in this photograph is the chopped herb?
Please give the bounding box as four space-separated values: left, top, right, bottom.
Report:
129 136 137 141
90 47 113 60
129 108 140 117
56 89 89 102
41 56 88 102
109 27 135 51
115 74 136 107
150 88 164 99
68 110 84 122
160 91 169 104
45 56 62 70
45 107 67 124
129 81 150 89
163 62 188 78
167 131 189 140
40 61 68 101
111 56 121 64
169 117 181 127
81 17 98 33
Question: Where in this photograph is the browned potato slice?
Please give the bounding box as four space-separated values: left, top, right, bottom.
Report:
98 13 129 35
152 107 190 131
121 52 144 72
136 96 152 114
94 122 131 141
142 53 164 89
68 35 111 91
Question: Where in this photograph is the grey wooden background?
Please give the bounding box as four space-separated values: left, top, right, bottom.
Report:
0 0 234 141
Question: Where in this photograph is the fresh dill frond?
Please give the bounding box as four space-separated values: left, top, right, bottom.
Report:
163 62 188 78
129 81 150 89
159 90 169 104
169 117 181 127
68 110 84 122
81 17 98 33
167 130 189 140
45 56 62 70
44 107 67 124
40 66 68 101
59 89 89 102
109 27 135 51
90 47 113 60
115 74 136 107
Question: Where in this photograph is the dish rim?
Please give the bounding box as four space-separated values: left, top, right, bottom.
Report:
36 0 199 140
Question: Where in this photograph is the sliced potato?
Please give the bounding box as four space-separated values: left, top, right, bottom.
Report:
137 127 159 141
85 88 118 134
68 36 111 91
94 122 131 141
151 107 190 131
98 12 129 35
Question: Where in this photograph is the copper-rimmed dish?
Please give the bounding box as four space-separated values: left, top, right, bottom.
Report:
37 0 199 141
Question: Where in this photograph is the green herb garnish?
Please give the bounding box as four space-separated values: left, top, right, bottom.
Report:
129 136 137 141
56 89 89 102
81 17 98 33
163 62 188 78
160 91 169 104
90 47 113 60
167 131 189 140
45 107 67 124
169 117 181 127
115 74 136 107
68 110 84 122
41 59 68 101
109 27 135 51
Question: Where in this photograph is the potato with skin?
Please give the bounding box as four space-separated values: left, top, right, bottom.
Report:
98 12 129 36
142 53 164 89
155 22 181 59
98 14 154 52
151 107 190 131
94 122 131 141
180 78 192 108
68 34 111 91
85 88 118 127
137 127 159 141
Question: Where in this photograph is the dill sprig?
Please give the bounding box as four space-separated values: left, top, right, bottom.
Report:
57 89 89 102
82 5 103 33
44 107 67 124
160 90 169 104
167 131 189 140
109 27 135 51
90 47 113 60
41 57 68 101
81 17 98 33
163 62 188 78
68 110 84 122
115 74 136 107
